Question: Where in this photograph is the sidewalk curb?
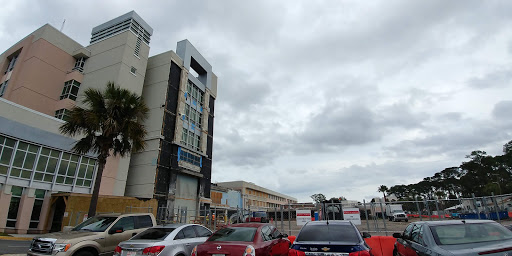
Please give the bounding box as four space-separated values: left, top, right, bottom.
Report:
0 236 33 241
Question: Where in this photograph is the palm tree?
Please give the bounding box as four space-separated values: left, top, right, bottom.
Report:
60 82 149 217
377 185 389 202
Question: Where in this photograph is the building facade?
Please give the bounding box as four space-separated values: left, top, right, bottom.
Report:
0 11 217 233
216 181 297 212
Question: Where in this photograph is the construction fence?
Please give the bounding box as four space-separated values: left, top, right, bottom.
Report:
63 193 512 236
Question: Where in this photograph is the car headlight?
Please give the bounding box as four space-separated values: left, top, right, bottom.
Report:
53 243 71 252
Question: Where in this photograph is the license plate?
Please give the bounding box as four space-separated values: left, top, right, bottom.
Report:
213 254 225 256
126 251 136 256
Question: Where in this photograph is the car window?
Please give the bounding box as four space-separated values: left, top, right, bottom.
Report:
270 226 282 239
430 222 512 245
182 226 197 238
174 230 185 240
261 226 272 241
403 223 414 239
411 224 424 245
193 225 212 237
208 227 257 242
72 216 117 232
132 228 175 240
111 216 136 231
296 224 360 243
136 215 153 228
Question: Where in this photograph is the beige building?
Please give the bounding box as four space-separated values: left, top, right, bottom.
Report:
0 11 218 233
217 181 297 211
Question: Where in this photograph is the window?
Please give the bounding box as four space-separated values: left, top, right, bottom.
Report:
180 128 201 152
0 135 16 176
4 53 19 74
111 216 135 231
55 109 69 121
0 80 8 97
72 216 117 232
179 148 201 167
7 186 23 227
10 141 38 180
182 226 197 238
60 80 81 100
56 153 80 185
136 215 153 228
130 66 137 75
295 223 360 243
34 147 60 183
208 227 257 242
72 57 86 73
29 189 45 229
75 157 95 187
134 36 142 57
193 225 212 237
261 226 272 241
132 228 175 240
431 222 512 245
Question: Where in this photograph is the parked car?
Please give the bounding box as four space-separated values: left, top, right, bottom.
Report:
192 223 290 256
291 220 373 256
115 223 212 256
28 213 156 256
393 219 512 256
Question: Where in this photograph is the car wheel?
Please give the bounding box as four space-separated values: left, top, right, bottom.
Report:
74 250 95 256
405 219 408 222
393 249 399 256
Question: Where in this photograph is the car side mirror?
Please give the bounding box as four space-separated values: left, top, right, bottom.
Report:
109 227 124 234
392 233 402 239
362 232 371 239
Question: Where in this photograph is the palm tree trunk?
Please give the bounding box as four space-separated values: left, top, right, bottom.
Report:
88 157 107 218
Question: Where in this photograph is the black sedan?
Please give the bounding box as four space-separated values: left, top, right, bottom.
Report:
393 219 512 256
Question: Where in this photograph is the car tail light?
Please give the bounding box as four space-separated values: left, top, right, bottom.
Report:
191 245 198 256
288 249 306 256
114 246 122 256
243 245 256 256
349 250 371 256
142 245 166 256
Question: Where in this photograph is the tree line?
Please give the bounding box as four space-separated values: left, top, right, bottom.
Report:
385 140 512 201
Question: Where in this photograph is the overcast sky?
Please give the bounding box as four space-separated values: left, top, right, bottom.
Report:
1 1 511 203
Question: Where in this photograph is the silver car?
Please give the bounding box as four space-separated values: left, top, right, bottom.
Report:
115 223 212 256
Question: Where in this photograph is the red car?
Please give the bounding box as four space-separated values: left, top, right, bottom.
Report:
192 223 290 256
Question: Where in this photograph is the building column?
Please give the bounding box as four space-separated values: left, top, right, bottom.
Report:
0 185 12 233
37 194 52 233
15 188 35 234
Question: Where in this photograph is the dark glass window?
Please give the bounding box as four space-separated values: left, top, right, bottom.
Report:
174 230 185 240
136 215 153 228
193 225 212 237
431 222 512 245
296 223 360 243
111 216 135 231
72 216 117 232
182 226 197 238
208 227 257 242
60 80 81 101
29 189 45 229
132 228 175 240
7 186 23 228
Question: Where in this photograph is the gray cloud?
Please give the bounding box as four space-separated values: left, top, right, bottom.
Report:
468 69 512 89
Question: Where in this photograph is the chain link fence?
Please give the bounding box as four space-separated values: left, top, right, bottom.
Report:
64 194 512 236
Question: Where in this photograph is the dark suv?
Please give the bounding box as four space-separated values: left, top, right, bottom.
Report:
291 220 373 256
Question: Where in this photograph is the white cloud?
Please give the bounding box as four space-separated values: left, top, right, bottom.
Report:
2 0 512 202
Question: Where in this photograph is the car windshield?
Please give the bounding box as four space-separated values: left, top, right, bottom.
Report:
296 224 360 243
72 216 117 232
131 228 176 240
431 222 512 245
208 227 257 242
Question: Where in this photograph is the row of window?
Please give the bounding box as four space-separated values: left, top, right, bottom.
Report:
186 80 204 106
184 104 202 129
0 135 96 188
0 80 8 97
7 186 45 228
181 128 201 152
179 148 201 167
4 53 18 74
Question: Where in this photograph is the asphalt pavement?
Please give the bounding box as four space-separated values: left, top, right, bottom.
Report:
0 239 32 255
